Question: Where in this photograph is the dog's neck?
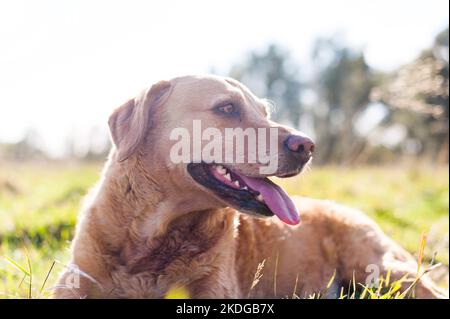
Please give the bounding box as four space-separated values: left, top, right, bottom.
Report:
89 156 238 272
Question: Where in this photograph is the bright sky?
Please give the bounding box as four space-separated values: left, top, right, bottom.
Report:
0 0 448 157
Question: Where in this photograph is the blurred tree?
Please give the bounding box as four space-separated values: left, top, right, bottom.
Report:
229 44 303 128
311 38 374 164
64 126 111 161
433 28 449 63
0 128 47 161
372 27 449 163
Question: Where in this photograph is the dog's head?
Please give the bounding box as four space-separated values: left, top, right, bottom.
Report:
108 75 314 225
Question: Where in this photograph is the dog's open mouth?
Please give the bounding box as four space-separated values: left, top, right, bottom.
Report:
187 163 300 225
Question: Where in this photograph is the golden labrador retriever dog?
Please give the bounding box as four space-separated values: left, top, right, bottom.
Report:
54 75 447 299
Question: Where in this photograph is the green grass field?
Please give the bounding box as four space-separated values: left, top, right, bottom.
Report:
0 162 448 298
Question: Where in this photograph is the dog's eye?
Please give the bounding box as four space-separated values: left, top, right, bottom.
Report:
216 103 238 116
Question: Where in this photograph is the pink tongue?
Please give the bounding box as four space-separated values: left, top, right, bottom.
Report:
239 175 300 225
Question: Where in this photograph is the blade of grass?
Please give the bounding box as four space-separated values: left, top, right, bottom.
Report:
292 273 299 299
359 284 369 299
4 256 30 276
385 269 391 287
247 259 265 298
417 232 427 276
338 286 346 299
350 271 356 299
326 270 337 290
273 252 279 297
39 261 56 297
18 274 27 289
25 248 32 299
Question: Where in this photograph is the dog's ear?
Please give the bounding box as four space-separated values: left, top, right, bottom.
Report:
108 80 171 162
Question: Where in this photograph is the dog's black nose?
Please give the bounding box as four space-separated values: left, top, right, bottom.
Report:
284 134 315 157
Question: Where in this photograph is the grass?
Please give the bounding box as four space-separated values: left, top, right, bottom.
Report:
0 162 448 298
0 162 100 298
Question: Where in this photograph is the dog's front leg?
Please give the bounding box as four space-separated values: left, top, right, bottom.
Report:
53 269 98 299
186 273 241 298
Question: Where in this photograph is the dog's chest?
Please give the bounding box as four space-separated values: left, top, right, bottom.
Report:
108 241 223 298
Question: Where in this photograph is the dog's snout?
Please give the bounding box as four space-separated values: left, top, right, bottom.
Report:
284 134 315 157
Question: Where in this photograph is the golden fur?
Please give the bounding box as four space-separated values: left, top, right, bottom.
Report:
55 75 447 299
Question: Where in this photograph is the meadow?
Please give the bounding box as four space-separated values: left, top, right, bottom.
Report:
0 162 448 298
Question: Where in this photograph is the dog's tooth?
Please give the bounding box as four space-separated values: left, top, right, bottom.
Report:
234 180 240 187
217 165 226 175
256 194 264 202
243 186 248 190
224 173 231 181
